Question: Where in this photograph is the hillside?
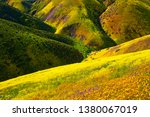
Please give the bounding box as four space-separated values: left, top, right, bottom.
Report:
0 2 55 32
85 35 150 61
0 2 75 46
0 50 149 100
100 0 150 44
0 18 83 81
0 0 150 100
31 0 116 49
2 0 150 47
0 2 92 56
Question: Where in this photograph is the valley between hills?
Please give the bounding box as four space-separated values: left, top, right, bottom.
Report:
0 0 150 100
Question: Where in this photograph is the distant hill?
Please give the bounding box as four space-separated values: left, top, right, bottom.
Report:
100 0 150 44
30 0 116 49
0 2 55 32
85 35 150 61
0 50 149 99
0 18 83 81
2 0 150 48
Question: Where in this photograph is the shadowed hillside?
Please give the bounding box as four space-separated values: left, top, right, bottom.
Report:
0 18 83 81
0 2 55 32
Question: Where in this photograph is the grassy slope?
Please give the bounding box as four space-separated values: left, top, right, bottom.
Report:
32 0 115 49
0 2 55 32
0 49 149 100
100 0 150 44
0 0 149 100
85 35 150 61
0 18 83 81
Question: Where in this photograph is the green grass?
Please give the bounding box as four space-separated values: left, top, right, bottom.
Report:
0 18 83 81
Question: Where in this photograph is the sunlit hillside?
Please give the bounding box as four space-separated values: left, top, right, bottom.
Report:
85 35 150 61
31 0 115 49
100 0 150 44
0 50 149 100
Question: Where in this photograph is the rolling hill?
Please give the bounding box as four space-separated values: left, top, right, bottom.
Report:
0 18 83 81
0 0 150 100
0 2 78 46
0 49 149 99
0 4 92 58
85 34 150 61
100 0 150 44
2 0 150 47
30 0 116 49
